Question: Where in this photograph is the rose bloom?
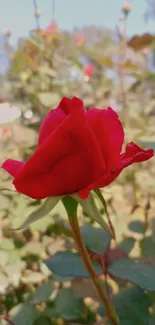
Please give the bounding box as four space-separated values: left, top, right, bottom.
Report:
42 21 57 35
5 29 11 37
75 34 84 46
123 0 131 14
83 64 94 77
1 97 153 200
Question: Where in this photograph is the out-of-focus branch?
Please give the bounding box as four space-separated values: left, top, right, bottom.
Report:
118 1 131 124
33 0 40 29
52 0 56 21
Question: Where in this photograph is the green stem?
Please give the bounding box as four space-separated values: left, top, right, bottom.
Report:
68 213 119 325
33 0 40 29
52 0 55 21
143 195 150 238
94 189 116 241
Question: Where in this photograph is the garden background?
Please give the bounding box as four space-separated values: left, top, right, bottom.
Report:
1 0 155 324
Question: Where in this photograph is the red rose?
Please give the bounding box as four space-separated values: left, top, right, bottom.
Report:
83 64 94 77
1 97 153 200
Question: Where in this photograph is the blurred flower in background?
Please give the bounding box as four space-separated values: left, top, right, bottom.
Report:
122 0 131 16
75 34 85 46
83 64 94 78
5 29 11 38
0 102 21 126
34 8 40 18
42 21 58 35
0 127 8 140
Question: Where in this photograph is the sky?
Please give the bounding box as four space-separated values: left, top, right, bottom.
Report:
0 0 155 46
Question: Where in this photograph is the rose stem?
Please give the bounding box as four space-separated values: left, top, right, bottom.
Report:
68 213 119 325
94 188 116 242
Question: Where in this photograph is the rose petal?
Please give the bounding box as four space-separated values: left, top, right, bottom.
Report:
120 142 154 168
86 107 124 172
38 106 65 147
1 159 24 177
38 97 83 146
99 142 154 187
12 98 105 199
78 142 154 197
78 186 92 200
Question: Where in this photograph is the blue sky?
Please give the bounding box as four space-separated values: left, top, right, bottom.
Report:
0 0 155 45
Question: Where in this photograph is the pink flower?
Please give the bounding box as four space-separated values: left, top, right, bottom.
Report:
83 64 94 77
5 29 11 37
42 21 57 35
75 34 84 46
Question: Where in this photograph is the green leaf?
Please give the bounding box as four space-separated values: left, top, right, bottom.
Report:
55 288 86 321
7 249 21 263
99 287 153 325
25 38 42 50
44 306 57 319
0 195 10 210
5 261 26 287
38 92 60 107
0 273 9 293
62 196 78 216
128 220 145 234
33 316 52 325
40 263 51 277
44 251 103 278
81 224 111 255
21 242 44 256
108 258 155 291
30 281 54 304
140 236 155 257
115 287 154 325
38 65 56 77
16 196 62 229
72 193 112 237
152 231 155 244
0 238 15 250
119 237 136 254
0 250 8 266
23 272 45 284
149 315 155 325
9 303 39 325
71 58 83 69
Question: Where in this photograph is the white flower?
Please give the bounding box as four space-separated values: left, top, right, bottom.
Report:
0 103 21 126
24 110 33 119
